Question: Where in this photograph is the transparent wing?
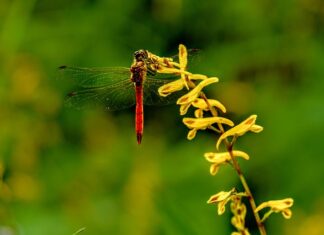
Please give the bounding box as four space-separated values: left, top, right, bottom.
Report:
143 75 187 106
59 50 198 110
60 66 135 110
59 66 131 88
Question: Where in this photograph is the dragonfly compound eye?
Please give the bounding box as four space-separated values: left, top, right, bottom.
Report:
134 50 148 61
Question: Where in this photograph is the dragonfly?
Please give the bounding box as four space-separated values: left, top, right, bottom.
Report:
60 49 198 144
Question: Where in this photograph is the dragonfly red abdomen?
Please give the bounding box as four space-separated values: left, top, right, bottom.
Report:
130 58 147 144
135 84 144 144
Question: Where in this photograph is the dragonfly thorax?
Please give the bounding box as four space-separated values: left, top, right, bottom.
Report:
130 61 147 85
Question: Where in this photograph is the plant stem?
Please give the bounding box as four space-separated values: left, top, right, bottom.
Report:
226 143 267 235
199 91 267 235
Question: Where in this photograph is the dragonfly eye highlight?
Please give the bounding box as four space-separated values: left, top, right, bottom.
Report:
134 50 148 61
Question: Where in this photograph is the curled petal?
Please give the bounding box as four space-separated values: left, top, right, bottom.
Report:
272 198 294 211
255 198 294 213
232 151 250 160
192 98 226 113
179 103 192 116
207 189 248 218
157 66 191 76
205 151 249 176
282 209 292 219
183 117 234 130
229 115 258 135
204 152 228 163
179 44 188 70
207 188 236 204
250 124 263 133
177 77 219 105
189 74 208 80
204 151 249 163
210 163 220 175
255 198 294 220
216 115 262 149
183 117 233 141
187 129 197 140
158 79 185 97
218 198 231 215
178 44 190 89
207 188 237 215
194 109 204 118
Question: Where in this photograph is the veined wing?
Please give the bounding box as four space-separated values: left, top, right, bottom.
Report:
143 74 187 106
59 66 131 88
60 66 135 110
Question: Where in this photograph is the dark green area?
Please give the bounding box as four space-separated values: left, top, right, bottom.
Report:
1 0 323 234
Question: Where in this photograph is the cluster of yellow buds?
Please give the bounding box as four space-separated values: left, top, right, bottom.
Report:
207 188 250 235
231 196 250 235
156 44 293 235
206 188 250 234
157 45 263 148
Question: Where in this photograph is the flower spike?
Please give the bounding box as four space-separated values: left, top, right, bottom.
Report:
155 44 293 234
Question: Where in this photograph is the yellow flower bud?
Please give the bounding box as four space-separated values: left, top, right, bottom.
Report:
187 129 197 140
216 115 263 149
158 79 185 97
204 151 249 175
179 44 188 70
192 98 226 113
178 102 191 116
177 77 219 105
183 117 234 130
189 74 208 80
194 109 204 118
255 198 294 221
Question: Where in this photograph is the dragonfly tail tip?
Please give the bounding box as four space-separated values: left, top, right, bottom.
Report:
137 133 142 144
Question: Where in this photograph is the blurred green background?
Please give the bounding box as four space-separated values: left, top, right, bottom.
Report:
1 0 324 234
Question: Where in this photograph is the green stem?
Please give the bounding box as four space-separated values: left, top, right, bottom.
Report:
261 210 273 223
199 91 267 235
226 143 267 235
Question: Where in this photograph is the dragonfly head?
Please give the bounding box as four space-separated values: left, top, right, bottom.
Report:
134 49 148 62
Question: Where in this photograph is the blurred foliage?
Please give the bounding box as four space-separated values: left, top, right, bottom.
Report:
0 0 324 234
